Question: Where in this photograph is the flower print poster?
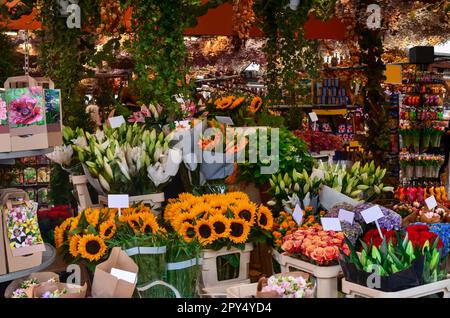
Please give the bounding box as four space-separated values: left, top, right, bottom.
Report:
44 89 61 125
6 86 45 128
5 201 46 257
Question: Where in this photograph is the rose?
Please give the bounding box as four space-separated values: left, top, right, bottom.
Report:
324 246 339 261
310 247 326 263
282 240 294 252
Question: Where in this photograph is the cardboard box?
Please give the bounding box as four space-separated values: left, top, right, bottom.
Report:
0 207 6 275
91 247 138 298
0 92 11 152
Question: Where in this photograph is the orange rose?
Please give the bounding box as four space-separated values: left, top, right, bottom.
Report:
324 246 339 261
289 221 297 227
281 240 294 252
310 247 325 263
281 221 288 229
273 231 282 238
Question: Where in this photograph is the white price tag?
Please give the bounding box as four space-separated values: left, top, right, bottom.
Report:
338 209 355 225
109 116 126 129
292 204 303 225
174 120 190 129
360 205 384 224
110 268 137 284
321 218 342 232
425 196 438 210
108 194 129 209
215 116 234 126
308 112 319 122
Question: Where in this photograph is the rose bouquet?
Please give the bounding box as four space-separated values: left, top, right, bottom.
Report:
64 122 181 195
281 225 349 266
261 275 315 298
293 130 344 153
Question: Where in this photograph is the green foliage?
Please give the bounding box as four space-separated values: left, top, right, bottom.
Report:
238 128 313 186
253 0 321 103
120 0 225 120
0 30 21 84
49 164 75 206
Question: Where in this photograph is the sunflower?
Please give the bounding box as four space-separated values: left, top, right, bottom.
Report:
69 234 82 257
192 203 214 220
69 217 80 232
179 223 197 243
195 219 217 246
249 96 263 113
215 96 234 110
229 97 245 110
227 192 249 201
140 214 160 235
126 214 142 232
209 214 231 238
172 212 197 231
177 192 196 202
99 220 116 240
256 206 274 231
85 208 100 227
229 219 251 244
231 201 257 226
54 226 65 249
78 234 107 262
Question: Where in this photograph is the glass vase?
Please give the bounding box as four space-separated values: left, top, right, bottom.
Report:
412 135 420 151
402 134 412 148
422 134 431 151
431 134 442 147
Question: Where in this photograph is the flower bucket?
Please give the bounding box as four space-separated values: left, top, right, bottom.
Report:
405 165 414 179
402 134 412 148
200 243 253 288
166 256 201 298
425 166 434 178
412 135 420 151
431 134 442 148
414 166 424 178
124 242 167 298
422 134 431 150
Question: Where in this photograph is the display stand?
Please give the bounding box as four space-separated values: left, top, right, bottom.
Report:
342 277 450 298
0 244 56 283
279 254 342 298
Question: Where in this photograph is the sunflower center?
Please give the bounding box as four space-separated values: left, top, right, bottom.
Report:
143 225 153 234
259 213 268 226
104 227 113 237
199 224 212 238
230 222 244 237
239 210 252 222
213 221 226 234
187 227 196 239
86 240 101 255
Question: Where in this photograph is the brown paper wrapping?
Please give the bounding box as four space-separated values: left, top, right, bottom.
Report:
33 282 87 298
91 247 139 298
4 272 60 298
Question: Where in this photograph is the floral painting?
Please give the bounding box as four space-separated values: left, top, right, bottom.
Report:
0 92 7 126
6 86 45 128
44 89 61 124
6 201 44 250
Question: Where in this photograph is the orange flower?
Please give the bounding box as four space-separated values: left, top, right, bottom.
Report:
215 96 235 110
273 231 282 238
229 97 245 110
281 221 288 229
249 96 263 113
288 221 296 227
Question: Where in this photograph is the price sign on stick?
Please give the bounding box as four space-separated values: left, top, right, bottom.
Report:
361 205 384 238
338 209 355 225
308 112 319 131
292 204 303 225
108 194 129 216
321 218 342 232
425 196 438 211
108 116 126 129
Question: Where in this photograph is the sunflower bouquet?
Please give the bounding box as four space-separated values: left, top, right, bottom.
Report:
54 207 118 270
210 94 264 114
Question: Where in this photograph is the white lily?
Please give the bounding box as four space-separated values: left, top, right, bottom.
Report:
72 136 87 149
46 145 73 166
95 129 105 143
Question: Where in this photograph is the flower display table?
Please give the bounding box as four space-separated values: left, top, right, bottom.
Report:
201 280 251 298
200 243 253 288
341 277 450 298
226 282 258 298
280 254 342 298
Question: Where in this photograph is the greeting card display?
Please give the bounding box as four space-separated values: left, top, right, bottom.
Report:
5 86 48 152
0 92 11 152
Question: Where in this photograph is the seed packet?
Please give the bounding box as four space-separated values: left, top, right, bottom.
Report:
23 167 37 185
10 168 24 186
37 167 51 184
25 189 36 201
37 188 49 205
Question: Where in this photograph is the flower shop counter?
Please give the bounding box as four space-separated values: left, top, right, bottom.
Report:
341 277 450 298
278 253 342 298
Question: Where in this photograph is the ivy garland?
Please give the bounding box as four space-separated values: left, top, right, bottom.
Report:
253 0 321 104
120 0 224 120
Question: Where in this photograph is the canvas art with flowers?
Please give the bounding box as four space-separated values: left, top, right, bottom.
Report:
6 86 45 128
44 89 61 125
5 201 45 252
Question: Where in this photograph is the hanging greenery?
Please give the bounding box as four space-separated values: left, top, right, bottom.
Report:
0 29 22 84
120 0 224 120
253 0 321 104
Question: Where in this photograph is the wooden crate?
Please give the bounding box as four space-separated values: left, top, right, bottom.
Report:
201 243 253 288
342 277 450 298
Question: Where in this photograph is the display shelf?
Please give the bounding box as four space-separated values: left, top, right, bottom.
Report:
0 244 56 283
0 148 53 163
